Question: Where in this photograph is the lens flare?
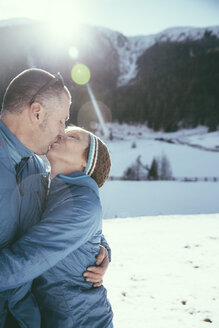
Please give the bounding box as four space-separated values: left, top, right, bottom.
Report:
71 63 91 85
86 84 109 137
69 46 79 60
77 96 112 138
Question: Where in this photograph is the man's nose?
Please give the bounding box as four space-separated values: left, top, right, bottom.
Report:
59 125 65 136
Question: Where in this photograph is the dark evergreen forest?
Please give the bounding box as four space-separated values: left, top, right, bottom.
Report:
114 30 219 131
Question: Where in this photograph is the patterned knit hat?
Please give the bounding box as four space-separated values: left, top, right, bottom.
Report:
84 133 111 188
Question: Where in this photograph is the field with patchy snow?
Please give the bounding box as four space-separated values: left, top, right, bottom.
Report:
103 214 219 328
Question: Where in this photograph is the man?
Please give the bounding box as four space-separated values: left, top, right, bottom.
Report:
0 69 110 327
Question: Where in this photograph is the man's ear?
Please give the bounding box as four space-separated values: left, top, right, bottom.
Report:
29 102 43 124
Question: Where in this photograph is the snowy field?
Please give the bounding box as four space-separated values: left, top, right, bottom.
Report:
105 124 219 179
98 125 219 327
100 181 219 218
97 124 219 218
103 214 219 328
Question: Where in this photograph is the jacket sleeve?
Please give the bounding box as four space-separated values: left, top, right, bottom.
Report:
0 161 20 249
0 189 19 247
0 188 101 291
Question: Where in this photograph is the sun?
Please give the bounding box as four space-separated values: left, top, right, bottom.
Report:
43 1 92 45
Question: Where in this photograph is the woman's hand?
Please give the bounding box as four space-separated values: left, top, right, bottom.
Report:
83 245 109 287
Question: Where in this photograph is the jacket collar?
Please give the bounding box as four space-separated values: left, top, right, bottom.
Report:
0 120 34 165
57 171 99 197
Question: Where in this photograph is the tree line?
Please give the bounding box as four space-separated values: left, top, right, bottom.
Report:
113 30 219 131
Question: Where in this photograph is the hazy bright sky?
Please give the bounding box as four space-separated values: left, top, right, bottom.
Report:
0 0 219 36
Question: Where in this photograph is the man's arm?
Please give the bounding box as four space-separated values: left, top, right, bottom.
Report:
100 234 111 262
0 189 102 291
83 234 111 287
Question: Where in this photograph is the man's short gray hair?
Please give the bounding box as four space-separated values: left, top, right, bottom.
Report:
1 68 71 114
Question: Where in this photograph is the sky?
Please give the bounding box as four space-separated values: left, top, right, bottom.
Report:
0 0 218 36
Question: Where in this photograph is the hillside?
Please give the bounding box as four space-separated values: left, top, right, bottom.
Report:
98 123 219 218
0 19 219 130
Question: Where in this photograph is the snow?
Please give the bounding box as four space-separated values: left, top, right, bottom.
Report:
1 18 218 87
108 137 219 179
100 181 219 219
98 125 219 326
99 124 219 325
103 214 219 328
99 25 219 86
97 123 219 218
104 123 219 179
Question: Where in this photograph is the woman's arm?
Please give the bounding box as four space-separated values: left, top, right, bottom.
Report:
0 189 101 291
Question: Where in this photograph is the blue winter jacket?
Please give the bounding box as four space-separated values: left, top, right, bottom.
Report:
0 120 48 247
0 172 113 327
0 120 48 327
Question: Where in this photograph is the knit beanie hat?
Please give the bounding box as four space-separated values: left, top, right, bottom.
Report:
84 133 111 188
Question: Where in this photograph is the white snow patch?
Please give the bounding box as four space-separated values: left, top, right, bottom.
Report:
103 214 219 328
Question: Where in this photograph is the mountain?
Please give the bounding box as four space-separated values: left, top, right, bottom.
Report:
0 19 219 131
98 25 219 87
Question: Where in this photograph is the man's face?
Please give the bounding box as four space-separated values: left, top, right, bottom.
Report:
36 97 70 155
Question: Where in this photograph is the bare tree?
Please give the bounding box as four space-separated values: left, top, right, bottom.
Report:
159 154 172 180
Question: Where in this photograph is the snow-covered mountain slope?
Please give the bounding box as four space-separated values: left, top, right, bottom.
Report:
98 25 219 86
0 18 218 87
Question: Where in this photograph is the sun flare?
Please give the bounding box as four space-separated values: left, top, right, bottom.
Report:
43 1 92 47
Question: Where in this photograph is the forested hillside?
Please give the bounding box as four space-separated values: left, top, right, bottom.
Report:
0 20 218 131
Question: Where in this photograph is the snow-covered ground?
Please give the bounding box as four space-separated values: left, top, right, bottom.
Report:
103 214 219 328
105 123 219 179
98 124 219 218
100 181 219 218
99 126 219 327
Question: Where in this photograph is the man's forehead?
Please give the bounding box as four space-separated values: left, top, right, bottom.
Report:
56 104 70 120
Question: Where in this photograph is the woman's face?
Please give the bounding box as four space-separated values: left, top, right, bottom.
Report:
47 128 90 172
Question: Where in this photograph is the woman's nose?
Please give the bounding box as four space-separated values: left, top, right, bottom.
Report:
57 135 65 143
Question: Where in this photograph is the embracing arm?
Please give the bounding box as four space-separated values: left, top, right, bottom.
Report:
100 234 111 262
83 234 111 288
0 190 101 291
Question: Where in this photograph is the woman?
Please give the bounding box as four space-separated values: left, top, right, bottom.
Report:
0 126 113 328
